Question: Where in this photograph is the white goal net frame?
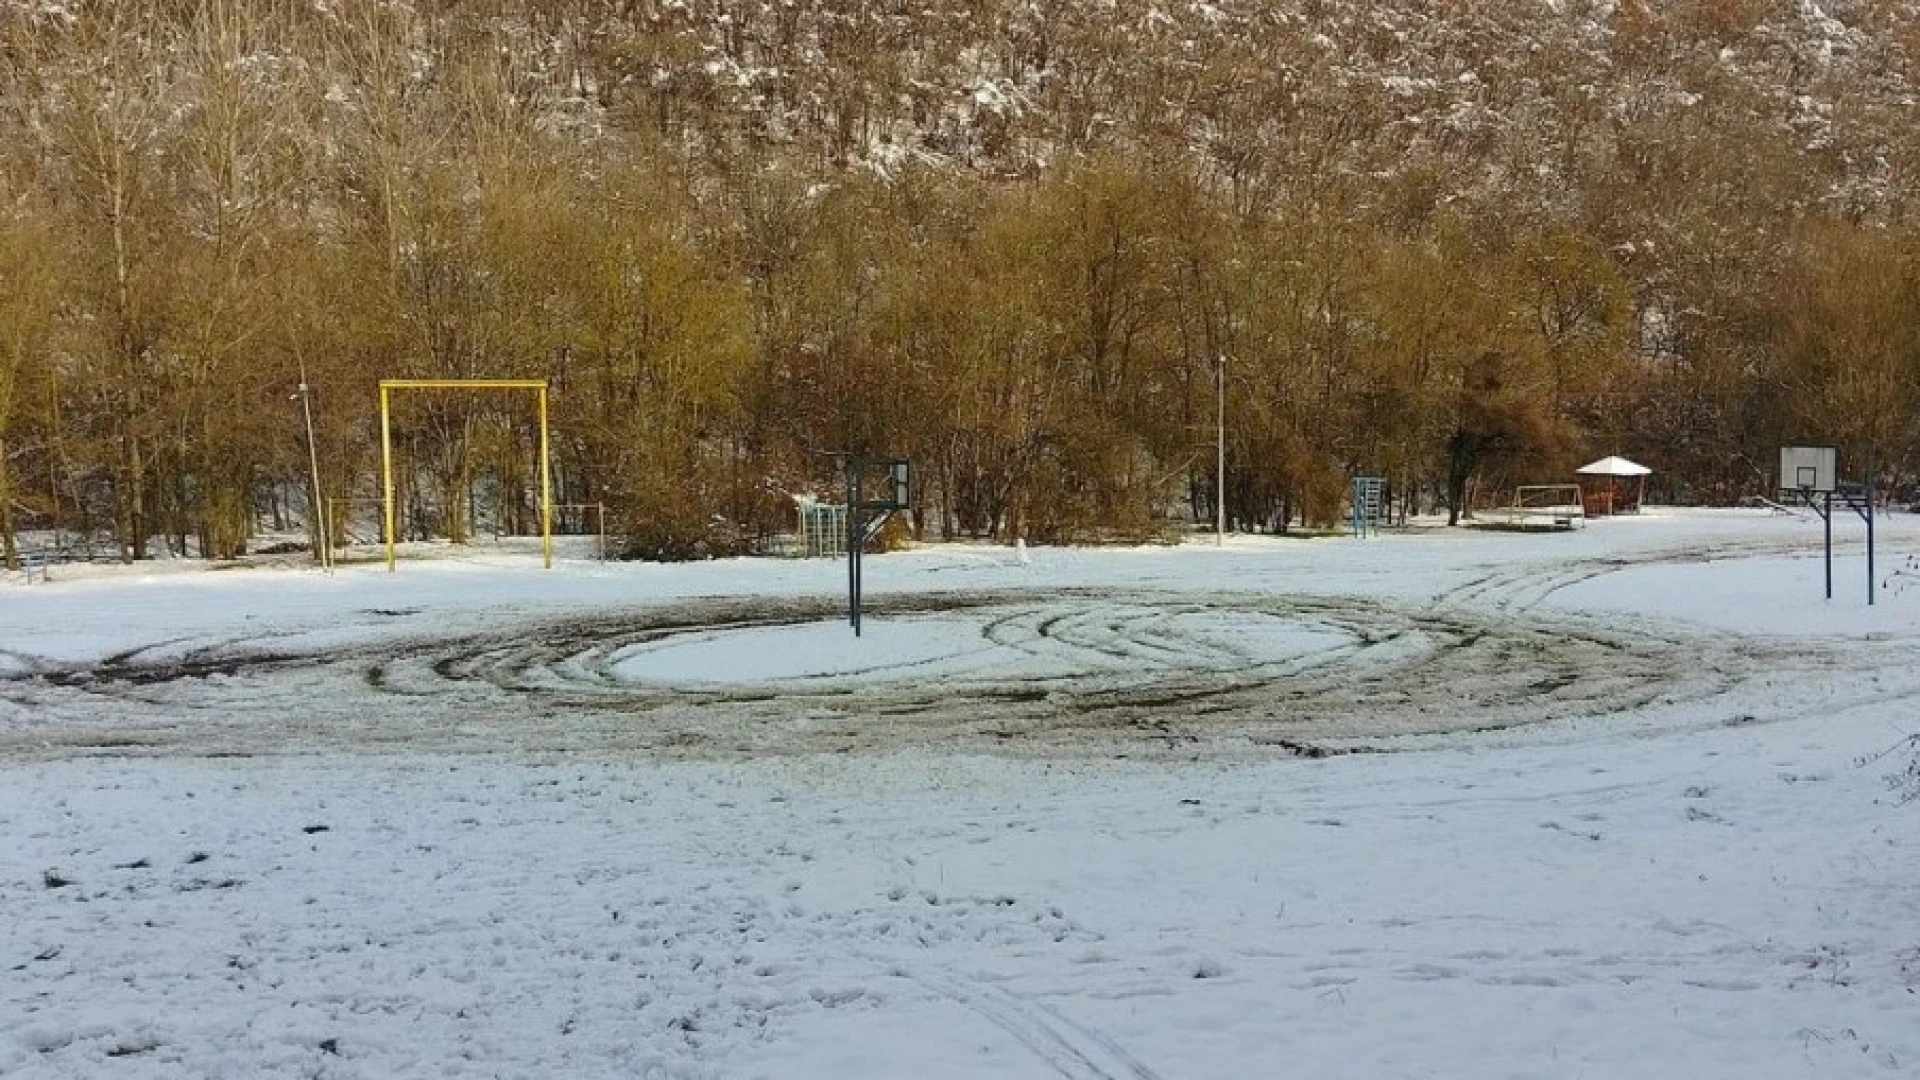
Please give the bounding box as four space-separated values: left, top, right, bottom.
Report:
1509 485 1586 527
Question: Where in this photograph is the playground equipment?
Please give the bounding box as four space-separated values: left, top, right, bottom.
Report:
799 499 848 558
1350 476 1385 538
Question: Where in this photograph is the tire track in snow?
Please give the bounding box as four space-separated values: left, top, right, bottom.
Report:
903 968 1163 1080
1434 535 1838 614
0 587 1796 759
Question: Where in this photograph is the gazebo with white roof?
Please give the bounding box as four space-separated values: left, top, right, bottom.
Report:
1575 455 1651 515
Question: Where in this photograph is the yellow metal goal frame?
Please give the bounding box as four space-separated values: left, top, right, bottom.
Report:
379 379 554 572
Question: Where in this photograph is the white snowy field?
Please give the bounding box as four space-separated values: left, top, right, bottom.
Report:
2 508 1918 1078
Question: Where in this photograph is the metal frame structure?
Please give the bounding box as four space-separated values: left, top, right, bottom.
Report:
1510 484 1586 530
1350 476 1385 538
1780 446 1875 605
801 501 848 558
378 379 554 572
845 456 910 636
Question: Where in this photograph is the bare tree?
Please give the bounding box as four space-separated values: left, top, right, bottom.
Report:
26 1 187 559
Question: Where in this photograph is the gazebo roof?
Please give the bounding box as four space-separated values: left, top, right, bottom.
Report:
1576 455 1652 477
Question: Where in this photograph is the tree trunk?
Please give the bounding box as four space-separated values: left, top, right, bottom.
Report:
1445 430 1475 527
209 480 246 559
127 430 148 560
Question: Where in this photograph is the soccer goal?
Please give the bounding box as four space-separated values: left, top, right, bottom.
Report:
1510 485 1586 530
378 379 555 571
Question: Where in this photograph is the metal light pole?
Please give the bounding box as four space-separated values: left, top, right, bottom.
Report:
1215 354 1227 546
294 361 327 570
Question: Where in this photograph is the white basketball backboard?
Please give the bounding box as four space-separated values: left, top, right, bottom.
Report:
1779 446 1837 494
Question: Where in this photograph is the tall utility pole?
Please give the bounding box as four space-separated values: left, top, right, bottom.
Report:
295 360 326 570
1216 355 1227 546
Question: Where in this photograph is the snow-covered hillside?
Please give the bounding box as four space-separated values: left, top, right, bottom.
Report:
569 0 1920 210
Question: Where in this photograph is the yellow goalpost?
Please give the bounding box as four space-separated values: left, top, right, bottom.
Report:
379 379 554 572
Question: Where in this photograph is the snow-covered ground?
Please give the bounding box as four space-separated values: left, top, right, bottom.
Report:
3 509 1917 1078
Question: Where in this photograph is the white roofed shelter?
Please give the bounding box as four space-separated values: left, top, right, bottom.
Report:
1575 456 1651 515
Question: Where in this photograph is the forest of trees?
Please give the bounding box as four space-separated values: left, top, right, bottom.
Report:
2 0 1918 564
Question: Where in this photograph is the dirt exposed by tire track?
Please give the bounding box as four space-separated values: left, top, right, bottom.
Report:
0 587 1784 760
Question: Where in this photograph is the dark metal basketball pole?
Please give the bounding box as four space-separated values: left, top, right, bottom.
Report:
845 456 911 637
1805 451 1876 605
1824 491 1833 601
847 457 861 636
